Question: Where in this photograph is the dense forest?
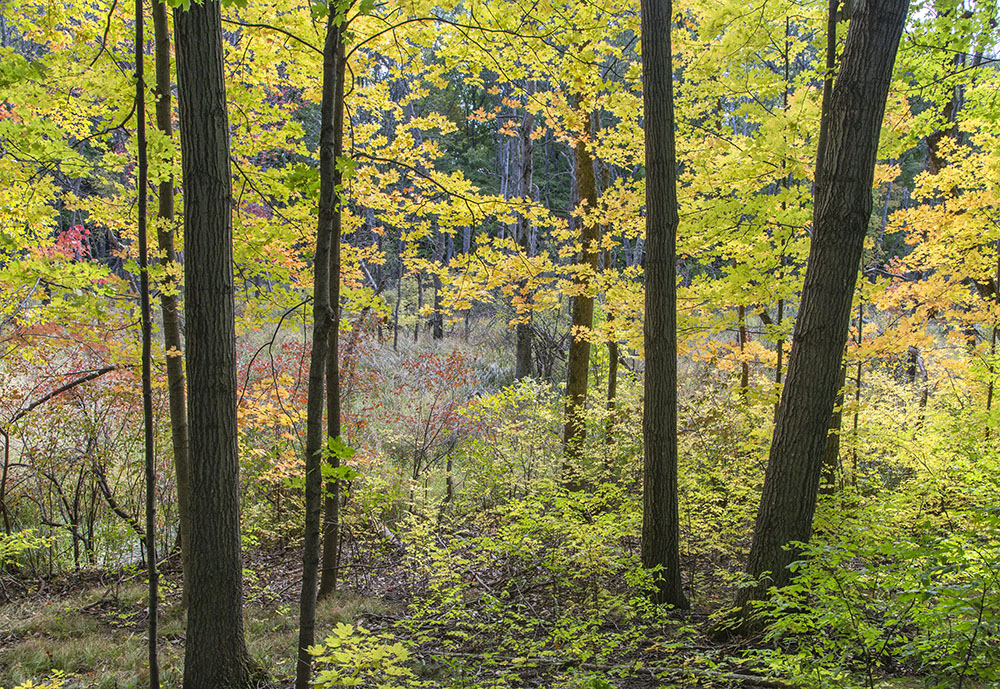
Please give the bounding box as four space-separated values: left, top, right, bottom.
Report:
0 0 998 686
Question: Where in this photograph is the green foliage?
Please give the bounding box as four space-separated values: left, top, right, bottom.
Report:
755 498 1000 689
0 529 51 567
394 484 679 684
309 623 417 689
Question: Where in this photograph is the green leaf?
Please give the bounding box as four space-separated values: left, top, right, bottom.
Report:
323 436 357 462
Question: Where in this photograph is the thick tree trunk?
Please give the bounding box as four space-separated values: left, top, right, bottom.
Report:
729 0 908 635
296 16 343 689
174 1 256 686
152 0 191 609
319 37 347 600
820 360 848 494
640 0 687 608
561 112 600 486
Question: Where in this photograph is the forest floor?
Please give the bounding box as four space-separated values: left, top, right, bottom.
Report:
0 542 945 689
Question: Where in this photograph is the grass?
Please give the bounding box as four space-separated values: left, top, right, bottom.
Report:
0 579 390 689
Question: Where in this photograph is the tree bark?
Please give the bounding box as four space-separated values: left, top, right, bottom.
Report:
737 304 749 401
134 1 159 684
319 35 347 600
174 2 255 686
296 14 343 689
515 94 535 380
640 0 687 608
728 0 908 635
152 0 191 608
820 360 847 494
561 110 600 486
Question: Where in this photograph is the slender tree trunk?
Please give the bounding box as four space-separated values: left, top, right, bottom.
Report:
174 1 256 685
640 0 687 608
561 109 600 486
771 17 799 423
431 234 445 340
393 245 402 351
445 455 454 504
606 307 618 445
414 272 422 343
296 15 343 689
0 428 10 535
319 37 347 600
909 345 930 428
851 300 863 481
602 164 618 446
515 95 535 380
774 292 784 422
738 304 749 401
987 242 999 440
152 0 191 608
135 2 159 685
728 0 907 635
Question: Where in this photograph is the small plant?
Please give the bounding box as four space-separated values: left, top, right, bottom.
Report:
6 670 71 689
756 501 1000 689
0 529 51 567
309 623 416 688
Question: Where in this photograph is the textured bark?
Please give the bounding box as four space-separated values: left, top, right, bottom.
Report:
820 360 848 494
152 0 191 608
295 16 342 689
730 0 908 634
561 112 599 485
174 2 255 686
817 0 844 498
134 2 159 682
319 36 347 600
640 0 687 608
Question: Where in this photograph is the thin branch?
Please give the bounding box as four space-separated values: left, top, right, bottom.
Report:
8 366 120 426
221 18 323 55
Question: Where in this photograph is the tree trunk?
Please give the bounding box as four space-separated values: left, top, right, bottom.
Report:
737 304 749 401
296 16 343 689
174 1 256 686
773 292 784 422
640 0 687 608
134 1 159 684
605 308 618 446
820 360 847 494
152 0 191 609
414 272 422 343
561 110 600 486
728 0 908 635
431 233 445 340
515 95 535 380
319 36 347 600
393 245 402 351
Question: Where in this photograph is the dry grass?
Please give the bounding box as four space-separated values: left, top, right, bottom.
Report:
0 579 389 689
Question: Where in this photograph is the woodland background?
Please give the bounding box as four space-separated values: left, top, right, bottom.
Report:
0 0 999 687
